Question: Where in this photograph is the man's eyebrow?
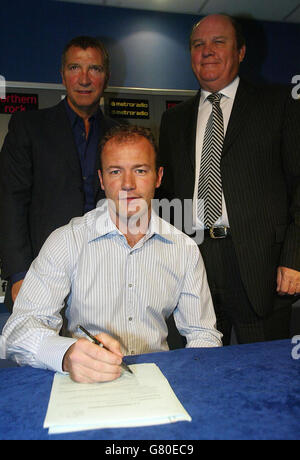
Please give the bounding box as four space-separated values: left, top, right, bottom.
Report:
191 35 227 44
105 165 121 170
213 35 227 40
66 62 103 67
106 163 150 169
132 163 150 168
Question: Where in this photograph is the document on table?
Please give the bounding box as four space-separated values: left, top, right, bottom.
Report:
43 363 191 434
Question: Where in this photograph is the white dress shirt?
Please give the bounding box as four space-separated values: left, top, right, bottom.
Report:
193 76 240 229
0 202 222 372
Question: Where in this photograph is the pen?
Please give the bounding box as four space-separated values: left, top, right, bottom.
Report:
78 325 133 374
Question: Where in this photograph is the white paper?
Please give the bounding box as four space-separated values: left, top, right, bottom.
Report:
43 363 191 434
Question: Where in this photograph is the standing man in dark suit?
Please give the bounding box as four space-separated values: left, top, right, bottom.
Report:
159 14 300 344
0 36 117 309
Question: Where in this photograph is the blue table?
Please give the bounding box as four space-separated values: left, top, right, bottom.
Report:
0 340 299 440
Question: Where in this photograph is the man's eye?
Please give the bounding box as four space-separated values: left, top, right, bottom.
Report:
136 169 147 175
193 42 204 48
213 37 226 44
68 66 79 72
110 170 120 175
89 65 104 73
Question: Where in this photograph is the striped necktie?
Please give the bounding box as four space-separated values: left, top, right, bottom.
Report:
197 93 224 228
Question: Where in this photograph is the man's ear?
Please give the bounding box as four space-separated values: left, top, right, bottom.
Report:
239 45 246 63
98 169 105 191
61 68 66 87
104 72 110 90
155 167 164 189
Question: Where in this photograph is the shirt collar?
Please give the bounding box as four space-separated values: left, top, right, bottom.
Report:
64 97 99 127
147 210 175 243
87 200 174 245
200 75 240 105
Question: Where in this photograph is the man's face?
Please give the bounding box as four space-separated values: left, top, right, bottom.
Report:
98 136 163 223
190 15 246 92
61 46 107 116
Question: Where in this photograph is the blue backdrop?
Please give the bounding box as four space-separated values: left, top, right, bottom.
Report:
0 0 299 89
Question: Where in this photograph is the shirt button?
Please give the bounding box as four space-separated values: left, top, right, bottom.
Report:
128 317 133 321
131 351 135 355
128 283 133 288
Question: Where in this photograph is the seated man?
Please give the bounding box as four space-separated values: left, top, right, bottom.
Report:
0 125 222 383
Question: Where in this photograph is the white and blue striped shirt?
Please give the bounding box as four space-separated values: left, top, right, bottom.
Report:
1 202 222 372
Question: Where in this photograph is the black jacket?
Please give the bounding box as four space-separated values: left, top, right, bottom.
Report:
159 79 300 316
0 100 117 282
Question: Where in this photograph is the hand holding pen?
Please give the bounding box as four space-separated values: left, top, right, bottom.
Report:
78 325 133 375
62 326 132 383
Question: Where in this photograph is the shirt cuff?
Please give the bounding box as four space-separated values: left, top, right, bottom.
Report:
10 272 27 284
36 335 77 373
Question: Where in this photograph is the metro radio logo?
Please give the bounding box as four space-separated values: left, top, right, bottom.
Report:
109 98 149 119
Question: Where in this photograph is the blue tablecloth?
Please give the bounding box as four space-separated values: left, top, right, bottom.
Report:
0 339 299 440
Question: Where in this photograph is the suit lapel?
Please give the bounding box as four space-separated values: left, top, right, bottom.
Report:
183 91 200 172
222 79 256 158
50 102 114 203
94 113 118 202
93 111 107 202
48 101 82 178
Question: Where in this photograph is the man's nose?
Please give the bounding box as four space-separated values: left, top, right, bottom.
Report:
202 43 215 57
78 69 91 86
122 172 136 190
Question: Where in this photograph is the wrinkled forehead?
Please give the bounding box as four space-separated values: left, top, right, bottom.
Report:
190 15 237 45
100 135 157 169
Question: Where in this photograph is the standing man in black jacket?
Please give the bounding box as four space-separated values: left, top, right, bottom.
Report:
0 36 117 309
159 14 300 344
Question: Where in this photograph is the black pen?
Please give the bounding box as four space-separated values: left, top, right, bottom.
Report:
78 325 133 374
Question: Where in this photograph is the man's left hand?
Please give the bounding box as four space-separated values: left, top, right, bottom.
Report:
277 266 300 296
